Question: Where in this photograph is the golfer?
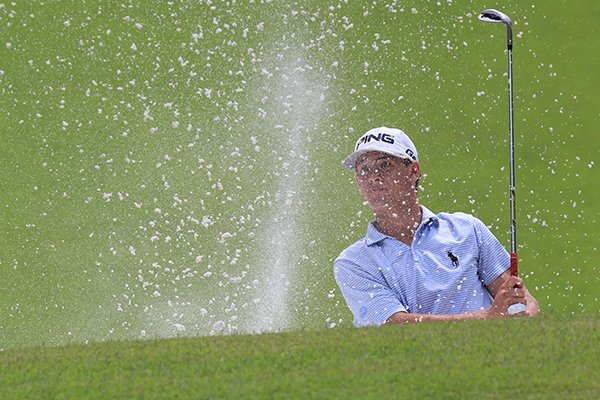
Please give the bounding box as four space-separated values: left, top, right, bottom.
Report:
334 127 540 326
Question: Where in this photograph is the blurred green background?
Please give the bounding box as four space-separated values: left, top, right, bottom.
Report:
1 0 598 350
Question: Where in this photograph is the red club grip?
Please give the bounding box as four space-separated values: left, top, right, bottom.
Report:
510 253 518 277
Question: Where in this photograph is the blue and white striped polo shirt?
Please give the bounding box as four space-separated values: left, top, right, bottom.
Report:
334 206 510 327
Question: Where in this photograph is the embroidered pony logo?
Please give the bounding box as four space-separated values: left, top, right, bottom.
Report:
447 251 459 268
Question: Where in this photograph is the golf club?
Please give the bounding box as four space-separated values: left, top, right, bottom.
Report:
477 9 526 315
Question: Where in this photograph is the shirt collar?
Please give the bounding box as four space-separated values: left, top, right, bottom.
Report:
365 205 439 246
420 205 439 227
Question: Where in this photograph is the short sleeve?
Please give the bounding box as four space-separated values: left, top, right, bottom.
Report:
334 257 407 327
472 217 511 286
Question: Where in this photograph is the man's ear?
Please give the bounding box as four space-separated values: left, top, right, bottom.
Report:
412 161 421 191
411 161 421 177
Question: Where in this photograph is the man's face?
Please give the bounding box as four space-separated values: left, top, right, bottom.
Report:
354 151 419 211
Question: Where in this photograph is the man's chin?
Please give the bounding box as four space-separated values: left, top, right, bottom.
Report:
367 198 391 210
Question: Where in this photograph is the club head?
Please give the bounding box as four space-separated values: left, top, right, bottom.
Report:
478 9 513 49
478 9 512 26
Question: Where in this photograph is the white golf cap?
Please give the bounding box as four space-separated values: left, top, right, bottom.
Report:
342 127 418 170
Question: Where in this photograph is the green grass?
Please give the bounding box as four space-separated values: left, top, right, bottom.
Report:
1 316 598 399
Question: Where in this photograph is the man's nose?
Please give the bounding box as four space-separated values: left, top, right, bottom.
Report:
368 169 384 182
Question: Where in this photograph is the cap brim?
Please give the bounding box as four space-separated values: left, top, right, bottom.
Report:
342 149 411 170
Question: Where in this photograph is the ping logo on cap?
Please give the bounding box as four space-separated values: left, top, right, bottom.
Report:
355 133 395 150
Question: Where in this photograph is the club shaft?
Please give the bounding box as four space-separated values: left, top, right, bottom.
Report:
508 46 518 275
478 9 518 275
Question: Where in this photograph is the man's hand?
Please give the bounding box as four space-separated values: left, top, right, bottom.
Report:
485 271 541 318
486 275 528 318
